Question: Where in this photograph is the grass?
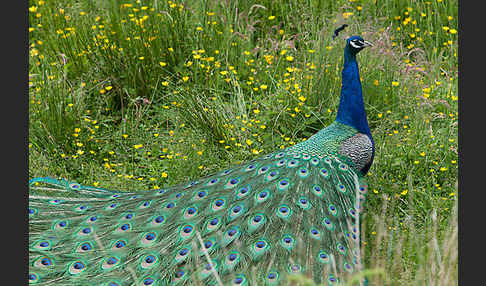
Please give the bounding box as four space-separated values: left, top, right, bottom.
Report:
29 0 457 284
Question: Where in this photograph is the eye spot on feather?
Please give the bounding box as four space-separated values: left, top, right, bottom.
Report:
287 160 299 168
275 152 285 158
231 206 241 214
206 178 220 186
320 168 329 178
322 217 335 231
123 213 134 220
222 227 241 247
140 254 158 269
257 166 270 175
179 224 195 240
111 239 126 250
359 185 368 194
344 262 353 272
142 277 155 285
280 234 295 251
74 204 89 212
248 213 266 233
298 168 309 178
266 271 279 283
329 275 339 285
106 203 118 210
184 181 198 189
205 217 221 233
29 273 38 283
297 197 311 210
193 189 208 201
183 206 199 219
69 182 81 190
245 164 256 171
29 208 37 216
277 179 290 191
233 277 243 285
53 220 68 230
318 251 330 264
255 190 271 203
174 270 185 279
310 228 321 240
164 202 176 210
225 178 240 189
156 189 167 195
233 275 245 285
328 204 339 217
312 185 323 197
235 186 250 199
115 223 131 233
48 199 62 205
263 153 274 159
276 204 292 220
179 248 188 255
251 239 270 258
139 201 151 209
102 256 120 269
141 232 158 246
265 170 280 182
288 263 302 273
336 243 347 255
149 215 165 227
337 183 347 193
80 227 92 235
34 256 54 268
275 159 286 167
211 198 226 211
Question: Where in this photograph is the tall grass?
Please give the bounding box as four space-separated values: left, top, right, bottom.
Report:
29 0 457 284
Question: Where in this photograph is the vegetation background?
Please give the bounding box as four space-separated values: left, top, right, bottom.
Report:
28 0 457 284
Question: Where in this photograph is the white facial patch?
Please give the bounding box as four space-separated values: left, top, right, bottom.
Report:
349 40 363 49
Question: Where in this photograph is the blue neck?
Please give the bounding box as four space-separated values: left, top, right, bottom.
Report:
335 47 371 136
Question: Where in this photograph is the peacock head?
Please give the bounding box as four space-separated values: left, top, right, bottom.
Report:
345 36 373 55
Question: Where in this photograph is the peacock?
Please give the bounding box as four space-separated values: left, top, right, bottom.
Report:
29 26 374 286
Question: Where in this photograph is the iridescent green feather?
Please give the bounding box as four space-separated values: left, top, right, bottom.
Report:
29 140 368 285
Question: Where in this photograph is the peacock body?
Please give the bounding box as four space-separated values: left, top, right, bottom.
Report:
29 34 374 285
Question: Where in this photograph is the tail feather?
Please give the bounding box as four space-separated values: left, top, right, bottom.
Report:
29 151 367 285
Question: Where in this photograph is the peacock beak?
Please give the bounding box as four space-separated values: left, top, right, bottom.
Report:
363 40 373 47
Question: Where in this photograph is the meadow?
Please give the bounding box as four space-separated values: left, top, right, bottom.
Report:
28 0 457 284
